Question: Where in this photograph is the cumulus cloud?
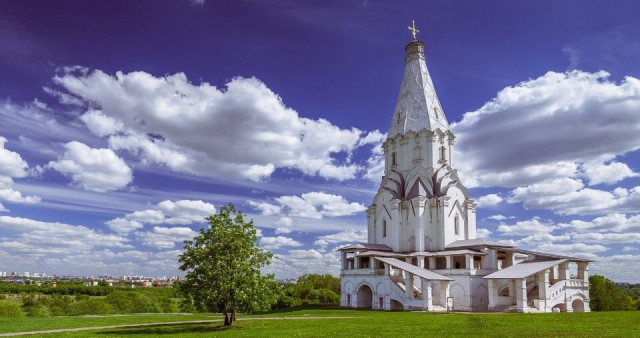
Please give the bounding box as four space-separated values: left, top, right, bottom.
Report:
52 70 382 181
264 249 341 278
0 137 41 207
558 213 640 233
313 229 367 249
47 141 132 192
260 236 303 250
476 228 492 238
475 193 503 208
452 71 640 188
274 216 293 234
105 199 215 233
508 180 640 215
137 226 198 249
497 217 556 236
250 192 366 220
580 160 637 186
0 216 130 257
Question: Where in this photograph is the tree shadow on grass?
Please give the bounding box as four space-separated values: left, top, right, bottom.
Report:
96 323 242 335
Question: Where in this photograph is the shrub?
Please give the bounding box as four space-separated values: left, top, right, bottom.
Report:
0 301 23 317
68 299 114 316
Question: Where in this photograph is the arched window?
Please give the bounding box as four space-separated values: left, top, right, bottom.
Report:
454 215 460 235
382 220 387 238
391 152 397 166
440 146 446 161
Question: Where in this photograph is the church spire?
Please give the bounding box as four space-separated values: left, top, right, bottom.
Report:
387 22 449 139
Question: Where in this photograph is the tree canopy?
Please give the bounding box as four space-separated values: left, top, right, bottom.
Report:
178 203 278 326
589 274 636 311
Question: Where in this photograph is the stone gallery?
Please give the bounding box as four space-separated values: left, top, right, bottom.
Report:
339 23 591 313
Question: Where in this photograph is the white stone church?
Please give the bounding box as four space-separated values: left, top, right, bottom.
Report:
339 25 591 313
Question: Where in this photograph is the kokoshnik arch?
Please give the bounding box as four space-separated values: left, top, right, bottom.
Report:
338 22 591 313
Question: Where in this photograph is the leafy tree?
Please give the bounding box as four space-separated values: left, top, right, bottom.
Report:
178 203 278 326
589 275 635 311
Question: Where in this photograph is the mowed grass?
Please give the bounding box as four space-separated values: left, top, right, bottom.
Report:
0 313 216 334
2 307 639 337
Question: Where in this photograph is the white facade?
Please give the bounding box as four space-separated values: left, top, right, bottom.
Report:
340 31 590 313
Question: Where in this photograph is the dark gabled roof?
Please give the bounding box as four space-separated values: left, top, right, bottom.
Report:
446 238 515 249
337 242 393 252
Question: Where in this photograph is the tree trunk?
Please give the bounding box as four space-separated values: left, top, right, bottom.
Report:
223 311 231 326
231 307 237 322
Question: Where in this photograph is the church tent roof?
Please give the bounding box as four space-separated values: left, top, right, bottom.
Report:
374 257 453 281
483 259 566 279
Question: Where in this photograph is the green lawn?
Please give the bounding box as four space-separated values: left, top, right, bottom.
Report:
1 307 639 337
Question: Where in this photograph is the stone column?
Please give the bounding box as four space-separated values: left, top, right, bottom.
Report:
537 269 550 311
341 252 347 270
440 281 450 308
390 199 402 251
484 249 497 269
488 279 498 310
516 278 528 312
465 254 474 270
445 256 452 269
414 196 427 251
353 254 359 269
366 206 376 243
422 280 433 311
417 256 425 269
578 262 589 284
384 263 390 276
403 270 413 299
558 262 569 280
428 257 436 270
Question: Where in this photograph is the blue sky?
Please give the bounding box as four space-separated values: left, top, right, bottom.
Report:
1 0 639 281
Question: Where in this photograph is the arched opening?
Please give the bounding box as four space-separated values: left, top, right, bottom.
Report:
454 215 459 235
572 299 585 312
390 299 403 310
356 285 373 309
552 303 566 312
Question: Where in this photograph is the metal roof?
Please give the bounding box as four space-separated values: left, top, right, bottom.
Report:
483 259 566 279
374 257 453 281
338 243 393 252
446 238 514 249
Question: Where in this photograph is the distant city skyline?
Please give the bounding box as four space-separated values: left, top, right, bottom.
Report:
0 1 639 282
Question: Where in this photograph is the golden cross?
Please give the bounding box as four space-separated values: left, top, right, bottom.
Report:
408 20 419 40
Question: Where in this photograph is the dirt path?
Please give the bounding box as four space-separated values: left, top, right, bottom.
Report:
0 316 359 336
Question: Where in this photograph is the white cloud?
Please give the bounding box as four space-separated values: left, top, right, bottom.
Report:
558 213 640 233
260 236 303 250
0 216 130 256
274 216 293 234
535 242 608 254
313 229 367 248
508 180 640 215
475 193 503 208
497 217 555 236
486 214 508 221
452 71 640 188
572 232 640 244
248 200 281 216
47 141 132 192
622 246 637 252
0 137 41 207
105 199 215 233
515 233 571 246
264 249 341 278
137 226 198 249
0 137 28 178
250 192 365 220
80 110 124 137
476 228 492 238
580 160 637 186
53 70 381 181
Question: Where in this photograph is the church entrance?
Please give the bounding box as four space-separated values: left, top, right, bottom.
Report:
572 299 585 312
356 285 373 309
